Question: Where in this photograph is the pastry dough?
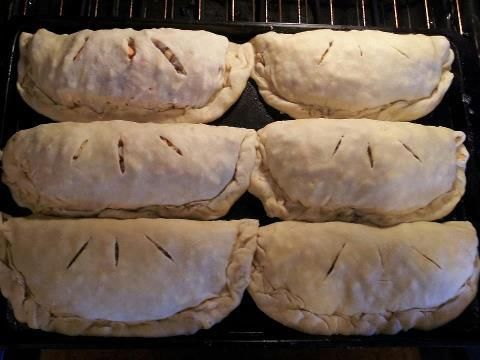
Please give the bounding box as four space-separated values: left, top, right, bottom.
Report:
249 221 479 335
249 119 468 226
0 215 258 336
251 29 454 121
17 28 253 123
2 120 258 219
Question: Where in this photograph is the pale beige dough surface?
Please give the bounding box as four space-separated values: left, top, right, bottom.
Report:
249 221 479 335
249 119 468 226
250 29 454 121
2 120 258 219
17 28 254 123
0 215 258 336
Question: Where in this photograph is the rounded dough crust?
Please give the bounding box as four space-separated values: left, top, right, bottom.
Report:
0 217 258 337
250 30 454 122
17 30 254 124
2 121 259 220
249 119 468 226
248 221 479 335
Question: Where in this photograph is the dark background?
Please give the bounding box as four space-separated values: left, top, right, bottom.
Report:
1 0 480 359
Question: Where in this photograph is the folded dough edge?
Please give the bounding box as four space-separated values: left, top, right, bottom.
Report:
249 259 479 335
0 216 258 337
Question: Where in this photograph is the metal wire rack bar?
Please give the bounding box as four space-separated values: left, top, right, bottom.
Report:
5 0 469 35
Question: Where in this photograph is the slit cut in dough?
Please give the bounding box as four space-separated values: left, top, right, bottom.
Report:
250 29 454 121
17 28 254 124
249 221 479 335
2 120 258 219
249 118 468 226
0 215 258 337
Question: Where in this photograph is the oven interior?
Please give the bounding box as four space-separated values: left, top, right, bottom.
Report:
0 0 480 351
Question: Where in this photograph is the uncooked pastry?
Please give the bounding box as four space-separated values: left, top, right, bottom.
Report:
249 118 468 226
17 28 254 123
2 120 258 219
250 29 454 121
249 221 479 335
0 215 258 336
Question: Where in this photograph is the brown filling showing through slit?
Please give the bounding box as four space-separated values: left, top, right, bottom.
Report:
114 239 119 266
72 139 89 160
331 135 344 157
144 235 175 262
66 240 89 269
73 37 89 61
400 142 422 163
410 246 442 270
324 243 346 280
159 135 183 156
367 143 374 168
117 139 125 174
127 38 136 60
152 39 187 75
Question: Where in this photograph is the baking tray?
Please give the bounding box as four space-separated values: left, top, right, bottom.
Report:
0 17 480 349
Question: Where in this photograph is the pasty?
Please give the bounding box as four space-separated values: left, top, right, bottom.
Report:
249 119 467 226
0 215 258 336
17 28 253 123
249 221 479 335
250 30 453 121
2 120 258 219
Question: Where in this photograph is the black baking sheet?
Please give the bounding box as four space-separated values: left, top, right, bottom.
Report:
0 18 479 348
